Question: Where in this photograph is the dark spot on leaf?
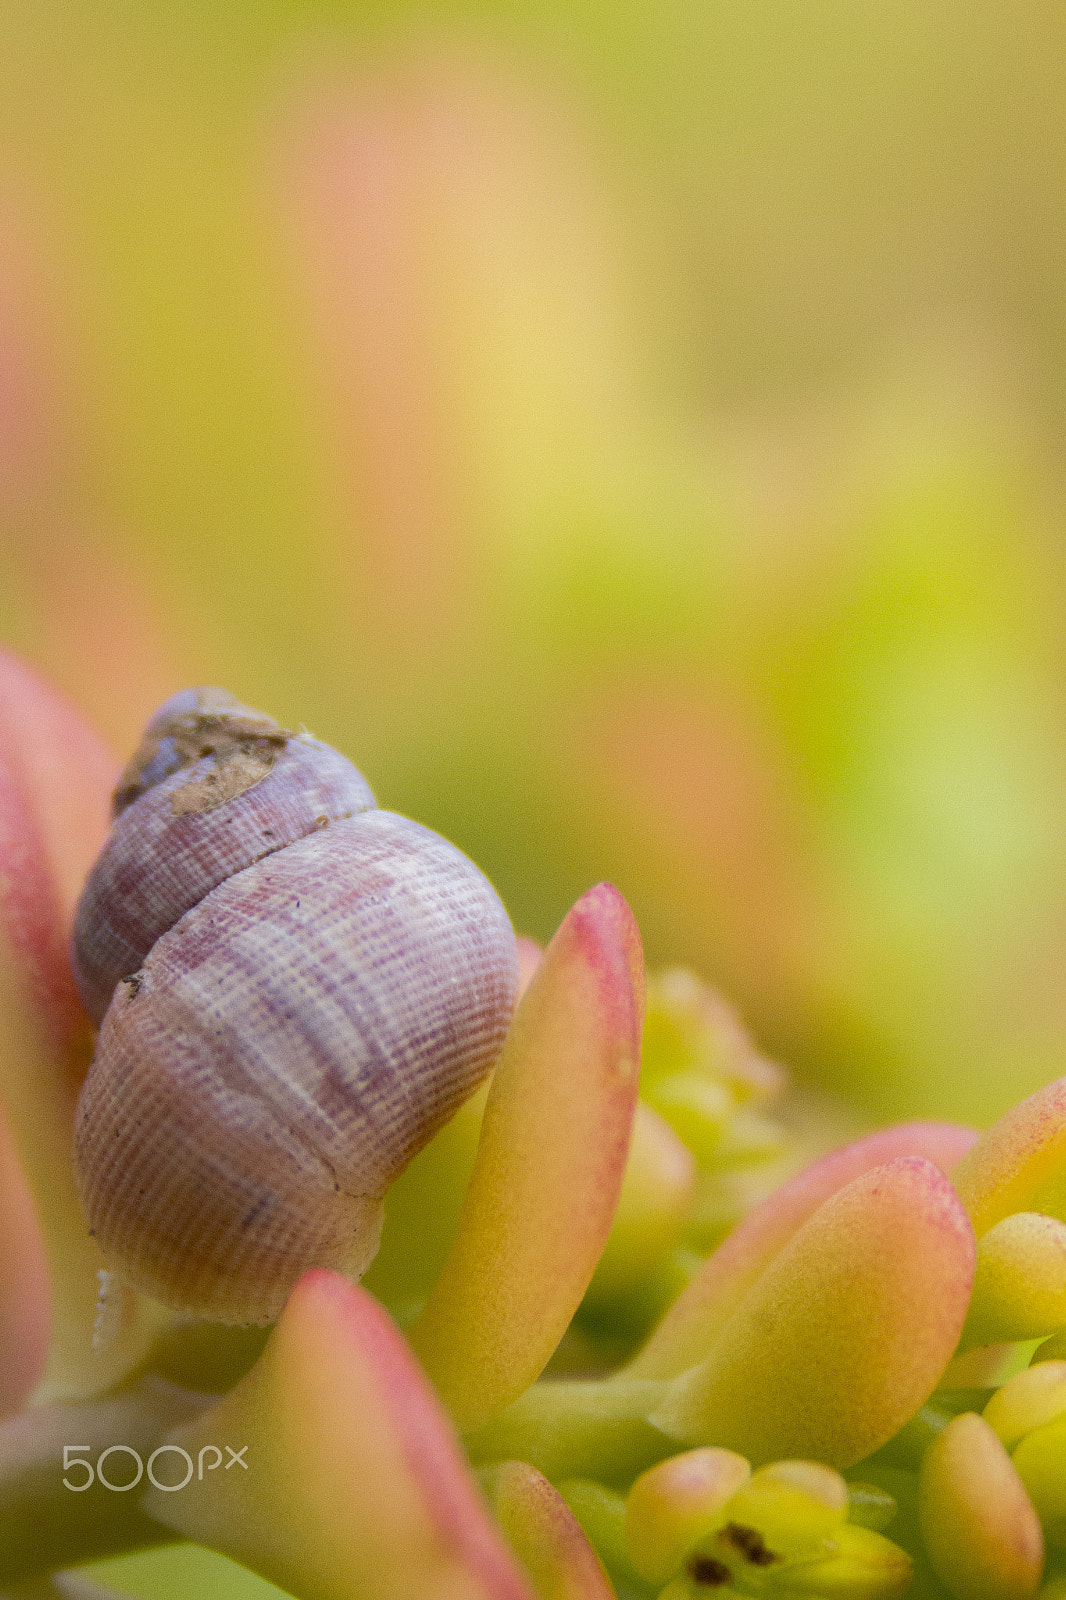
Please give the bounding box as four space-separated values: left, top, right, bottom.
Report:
689 1556 732 1586
723 1524 779 1565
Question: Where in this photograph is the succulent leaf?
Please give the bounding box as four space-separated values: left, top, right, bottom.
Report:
143 1269 535 1600
487 1460 618 1599
630 1124 977 1381
649 1158 975 1467
963 1217 1066 1347
952 1079 1066 1238
918 1412 1044 1600
983 1364 1066 1452
409 882 644 1431
0 650 160 1401
1012 1416 1066 1552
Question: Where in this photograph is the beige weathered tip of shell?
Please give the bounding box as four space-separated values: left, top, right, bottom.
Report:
72 738 376 1024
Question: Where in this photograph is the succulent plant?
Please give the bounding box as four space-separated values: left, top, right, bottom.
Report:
2 647 1066 1600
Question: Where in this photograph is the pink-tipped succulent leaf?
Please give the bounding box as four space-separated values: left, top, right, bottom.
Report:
143 1269 536 1600
650 1156 976 1467
408 882 644 1431
631 1121 977 1379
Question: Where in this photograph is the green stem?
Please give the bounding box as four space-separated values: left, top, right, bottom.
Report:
463 1373 674 1488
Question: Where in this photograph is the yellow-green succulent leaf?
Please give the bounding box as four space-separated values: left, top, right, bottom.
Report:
1034 1331 1066 1364
984 1364 1066 1451
962 1215 1066 1348
919 1412 1044 1600
754 1523 912 1600
1012 1415 1066 1552
650 1158 975 1466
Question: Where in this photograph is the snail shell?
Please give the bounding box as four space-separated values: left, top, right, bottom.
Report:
72 689 518 1325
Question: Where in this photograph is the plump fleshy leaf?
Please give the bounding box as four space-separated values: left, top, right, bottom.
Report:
919 1412 1044 1600
631 1123 977 1379
650 1157 975 1467
952 1077 1066 1237
409 883 644 1431
963 1214 1066 1347
0 650 158 1400
487 1460 617 1599
983 1363 1066 1451
1012 1415 1066 1551
143 1269 535 1600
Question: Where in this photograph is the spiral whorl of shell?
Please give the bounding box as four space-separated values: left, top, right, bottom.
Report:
72 688 377 1022
72 691 518 1324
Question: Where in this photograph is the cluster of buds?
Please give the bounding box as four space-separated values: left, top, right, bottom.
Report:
1 648 1066 1600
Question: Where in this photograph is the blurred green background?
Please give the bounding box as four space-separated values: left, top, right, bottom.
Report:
4 0 1066 1140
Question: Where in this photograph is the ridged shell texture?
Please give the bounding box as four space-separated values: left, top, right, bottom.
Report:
72 690 518 1323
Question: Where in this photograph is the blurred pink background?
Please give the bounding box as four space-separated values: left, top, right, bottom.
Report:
4 5 1066 1124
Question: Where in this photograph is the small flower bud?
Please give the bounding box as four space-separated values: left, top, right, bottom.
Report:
645 1073 736 1164
582 1104 696 1311
625 1448 752 1584
720 1460 849 1557
640 971 784 1109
